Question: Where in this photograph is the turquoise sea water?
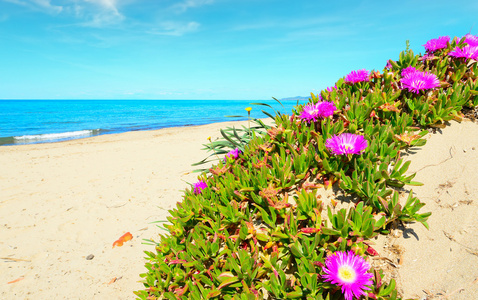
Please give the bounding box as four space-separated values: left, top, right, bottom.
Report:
0 100 304 146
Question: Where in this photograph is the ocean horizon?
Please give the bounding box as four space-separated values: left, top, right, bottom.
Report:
0 99 304 146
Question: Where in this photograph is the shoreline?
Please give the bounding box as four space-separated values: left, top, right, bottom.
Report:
0 99 300 147
0 118 251 147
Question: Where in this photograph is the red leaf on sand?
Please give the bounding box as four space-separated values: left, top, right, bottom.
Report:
108 277 117 285
8 277 24 284
112 232 133 248
366 246 379 256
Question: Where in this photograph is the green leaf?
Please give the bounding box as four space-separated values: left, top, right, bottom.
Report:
239 224 248 240
321 228 341 236
289 244 304 258
206 290 221 298
220 129 241 147
218 276 240 290
379 279 396 296
285 289 303 298
261 110 276 119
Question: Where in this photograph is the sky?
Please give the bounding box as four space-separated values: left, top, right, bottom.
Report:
0 0 477 100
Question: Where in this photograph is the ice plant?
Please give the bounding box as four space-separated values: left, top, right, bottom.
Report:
345 69 370 83
299 101 336 123
419 53 435 61
423 36 450 52
319 85 337 100
325 133 368 155
400 69 440 94
322 251 373 300
193 181 208 194
400 66 419 78
225 148 241 160
323 85 337 93
385 60 392 69
448 45 478 60
463 34 478 47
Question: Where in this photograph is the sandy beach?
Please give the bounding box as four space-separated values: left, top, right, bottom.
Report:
1 119 478 299
393 120 478 299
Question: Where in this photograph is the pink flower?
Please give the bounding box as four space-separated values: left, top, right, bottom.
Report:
344 69 370 84
448 45 478 60
419 53 435 61
325 133 368 155
299 101 336 123
322 251 373 300
423 36 450 52
463 34 478 47
400 66 419 78
224 148 241 161
193 181 208 194
400 70 440 94
385 60 393 70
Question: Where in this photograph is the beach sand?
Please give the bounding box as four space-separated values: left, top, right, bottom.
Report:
1 119 477 299
392 120 478 299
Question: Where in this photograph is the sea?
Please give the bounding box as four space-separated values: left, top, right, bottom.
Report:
0 100 305 146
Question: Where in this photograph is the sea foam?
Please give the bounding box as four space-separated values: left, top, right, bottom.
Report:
14 130 98 142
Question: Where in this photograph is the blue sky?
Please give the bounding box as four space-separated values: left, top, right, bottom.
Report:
1 0 477 100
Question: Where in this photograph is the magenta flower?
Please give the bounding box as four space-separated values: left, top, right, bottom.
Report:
448 45 478 60
224 148 241 161
385 60 392 70
419 53 435 61
400 66 419 78
423 36 450 52
463 34 478 47
325 133 368 155
344 69 370 84
400 70 440 94
299 101 337 123
322 251 373 300
193 181 208 194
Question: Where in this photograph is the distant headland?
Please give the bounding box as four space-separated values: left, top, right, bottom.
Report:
279 96 310 101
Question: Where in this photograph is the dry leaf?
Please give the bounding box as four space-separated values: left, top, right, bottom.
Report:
1 257 31 262
8 277 24 284
108 277 117 285
112 232 133 248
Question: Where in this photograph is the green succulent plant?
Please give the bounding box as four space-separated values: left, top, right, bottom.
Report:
136 36 478 300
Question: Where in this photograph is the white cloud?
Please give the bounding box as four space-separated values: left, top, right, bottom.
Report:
172 0 214 13
73 0 124 27
148 21 200 36
3 0 209 33
32 0 62 13
2 0 126 27
3 0 63 13
84 0 120 15
78 10 124 28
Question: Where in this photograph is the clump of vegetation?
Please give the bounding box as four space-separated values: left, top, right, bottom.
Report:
135 35 478 300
